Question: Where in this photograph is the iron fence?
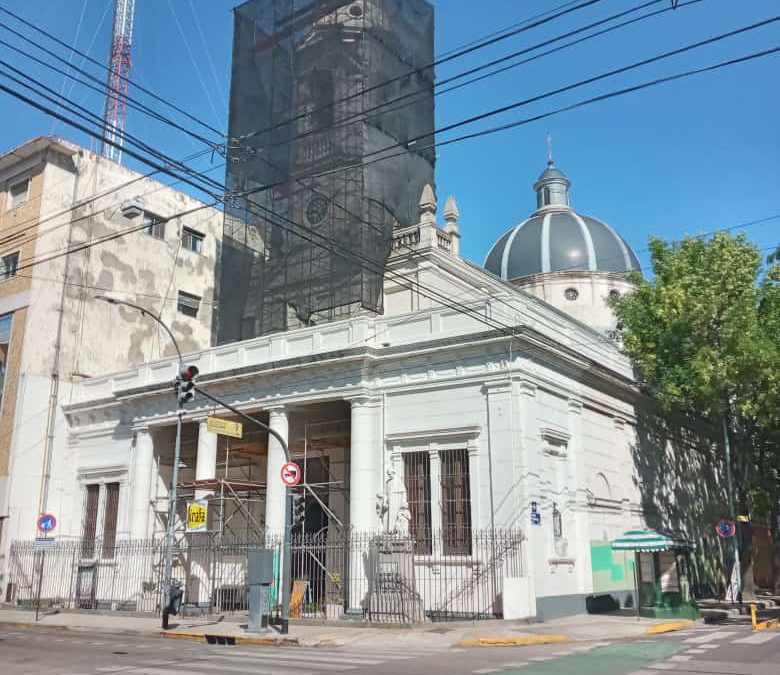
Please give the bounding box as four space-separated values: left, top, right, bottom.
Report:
6 529 524 623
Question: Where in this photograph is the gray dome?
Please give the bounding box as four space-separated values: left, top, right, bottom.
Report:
485 211 642 280
485 155 641 280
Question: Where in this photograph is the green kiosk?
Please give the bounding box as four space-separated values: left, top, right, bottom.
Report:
612 529 700 620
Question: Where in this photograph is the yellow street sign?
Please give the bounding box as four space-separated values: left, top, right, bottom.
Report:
207 416 243 439
186 500 208 533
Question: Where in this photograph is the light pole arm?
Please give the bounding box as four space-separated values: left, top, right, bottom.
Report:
94 295 183 368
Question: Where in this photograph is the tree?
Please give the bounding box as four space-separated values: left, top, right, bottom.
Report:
612 233 780 596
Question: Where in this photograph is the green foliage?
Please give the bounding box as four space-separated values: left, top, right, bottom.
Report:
612 233 780 517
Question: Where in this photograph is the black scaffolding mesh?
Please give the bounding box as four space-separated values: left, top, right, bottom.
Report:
217 0 435 343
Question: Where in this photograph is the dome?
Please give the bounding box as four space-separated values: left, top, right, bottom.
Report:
485 159 641 280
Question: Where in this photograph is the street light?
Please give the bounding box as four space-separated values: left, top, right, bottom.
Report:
94 295 185 629
94 295 294 632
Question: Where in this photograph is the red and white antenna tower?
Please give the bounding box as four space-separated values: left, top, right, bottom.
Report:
102 0 136 164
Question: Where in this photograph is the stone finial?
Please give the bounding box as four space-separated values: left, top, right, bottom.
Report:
418 183 437 217
443 195 460 224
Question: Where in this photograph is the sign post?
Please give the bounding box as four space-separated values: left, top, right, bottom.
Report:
34 514 57 621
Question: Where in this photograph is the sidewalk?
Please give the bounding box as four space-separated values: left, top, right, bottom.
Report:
0 607 696 649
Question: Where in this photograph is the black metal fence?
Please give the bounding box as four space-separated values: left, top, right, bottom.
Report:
7 529 524 623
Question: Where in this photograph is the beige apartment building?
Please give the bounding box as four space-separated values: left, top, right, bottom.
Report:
0 137 221 589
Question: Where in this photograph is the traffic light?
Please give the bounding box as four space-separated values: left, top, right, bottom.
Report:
292 493 306 526
175 364 199 406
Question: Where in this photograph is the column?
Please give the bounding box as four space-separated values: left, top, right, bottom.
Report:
130 428 154 540
264 407 289 539
194 420 218 500
347 396 382 615
348 396 383 532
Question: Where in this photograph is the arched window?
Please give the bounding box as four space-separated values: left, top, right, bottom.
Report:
543 187 551 205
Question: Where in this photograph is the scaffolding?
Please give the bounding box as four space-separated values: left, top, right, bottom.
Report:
217 0 435 343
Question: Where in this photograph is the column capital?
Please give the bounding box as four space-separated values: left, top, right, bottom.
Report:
132 424 151 435
266 405 288 418
568 398 583 415
345 393 382 408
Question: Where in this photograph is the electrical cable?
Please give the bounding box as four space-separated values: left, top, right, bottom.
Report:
0 3 224 139
3 42 776 348
234 0 611 144
252 0 677 153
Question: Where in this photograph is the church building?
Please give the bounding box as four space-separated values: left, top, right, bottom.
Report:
2 153 724 621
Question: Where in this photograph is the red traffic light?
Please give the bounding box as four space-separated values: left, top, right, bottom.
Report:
180 365 199 381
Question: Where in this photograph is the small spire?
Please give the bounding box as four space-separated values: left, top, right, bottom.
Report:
546 132 554 166
419 183 437 216
443 196 460 224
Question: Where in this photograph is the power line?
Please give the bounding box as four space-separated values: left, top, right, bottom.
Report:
255 0 679 154
234 0 611 144
0 27 221 151
3 41 776 346
0 3 224 139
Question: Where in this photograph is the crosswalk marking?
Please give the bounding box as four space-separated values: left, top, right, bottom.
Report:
684 630 738 643
473 669 501 674
194 650 382 666
733 632 779 645
187 655 357 671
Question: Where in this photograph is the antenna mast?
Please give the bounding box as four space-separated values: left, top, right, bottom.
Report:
102 0 136 163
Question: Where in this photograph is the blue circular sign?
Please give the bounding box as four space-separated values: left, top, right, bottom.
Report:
716 519 736 538
37 513 57 534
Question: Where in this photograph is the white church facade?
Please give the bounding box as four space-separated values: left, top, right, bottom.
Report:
2 159 725 621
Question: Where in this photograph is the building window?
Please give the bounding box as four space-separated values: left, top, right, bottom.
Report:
7 178 29 210
80 482 121 559
177 291 201 318
81 484 100 558
564 287 579 301
609 289 621 301
143 212 165 239
1 251 19 281
440 449 472 555
182 227 204 254
403 452 432 554
0 312 12 411
102 483 120 558
543 187 551 206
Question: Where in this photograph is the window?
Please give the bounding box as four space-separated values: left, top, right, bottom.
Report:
81 484 100 558
177 290 201 318
564 287 579 301
543 187 551 206
143 212 165 239
0 312 12 411
182 227 204 254
81 482 121 559
1 252 19 281
609 289 621 301
7 178 29 210
403 452 432 554
102 483 120 558
440 449 472 555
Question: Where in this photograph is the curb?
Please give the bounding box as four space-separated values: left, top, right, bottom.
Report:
453 635 570 648
646 620 696 635
160 631 300 647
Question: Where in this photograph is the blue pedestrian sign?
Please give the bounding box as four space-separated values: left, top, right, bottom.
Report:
530 501 538 513
37 513 57 534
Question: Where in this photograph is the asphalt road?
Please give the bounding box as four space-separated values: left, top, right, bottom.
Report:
0 623 778 675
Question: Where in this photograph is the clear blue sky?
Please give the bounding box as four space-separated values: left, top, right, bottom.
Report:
0 0 777 271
